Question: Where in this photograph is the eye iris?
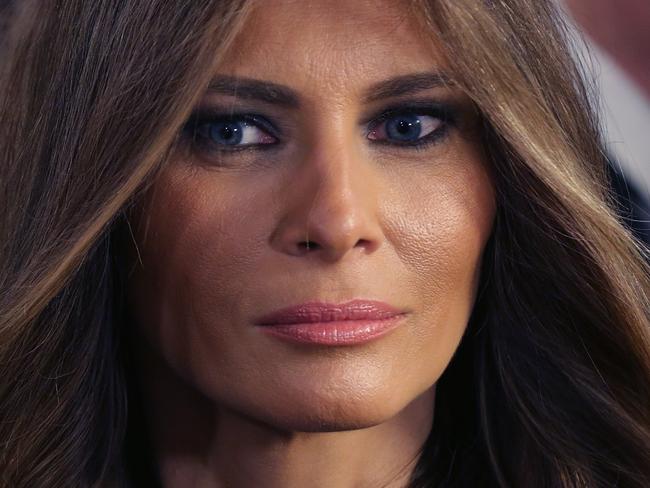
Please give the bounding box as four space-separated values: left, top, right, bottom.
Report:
210 121 243 145
386 114 421 141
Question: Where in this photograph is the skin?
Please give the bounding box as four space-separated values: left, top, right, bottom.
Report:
125 0 496 486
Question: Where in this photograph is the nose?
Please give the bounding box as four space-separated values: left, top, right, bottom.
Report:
271 136 383 263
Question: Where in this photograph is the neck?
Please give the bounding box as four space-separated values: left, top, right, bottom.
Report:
134 343 435 488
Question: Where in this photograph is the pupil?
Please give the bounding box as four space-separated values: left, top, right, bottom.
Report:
397 120 411 134
211 121 243 145
386 114 421 141
221 126 234 139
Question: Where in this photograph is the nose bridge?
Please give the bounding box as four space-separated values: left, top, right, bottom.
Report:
272 127 383 261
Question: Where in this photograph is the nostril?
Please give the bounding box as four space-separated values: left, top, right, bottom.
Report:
299 241 320 250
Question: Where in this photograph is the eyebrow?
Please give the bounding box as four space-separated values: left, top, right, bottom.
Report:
205 72 453 108
207 75 300 108
362 72 454 103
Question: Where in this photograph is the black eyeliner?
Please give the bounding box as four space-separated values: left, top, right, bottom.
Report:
361 99 458 127
182 108 281 139
364 100 458 150
180 109 283 157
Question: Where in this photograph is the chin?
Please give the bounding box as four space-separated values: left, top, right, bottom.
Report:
238 387 408 433
256 407 395 433
279 417 386 433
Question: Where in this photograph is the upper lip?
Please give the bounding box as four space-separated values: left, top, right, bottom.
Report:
255 299 408 325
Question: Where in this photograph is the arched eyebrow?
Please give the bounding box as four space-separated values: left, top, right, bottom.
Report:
207 75 301 108
362 72 454 103
206 72 453 108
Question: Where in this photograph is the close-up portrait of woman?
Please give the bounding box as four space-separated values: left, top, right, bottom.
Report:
1 0 649 487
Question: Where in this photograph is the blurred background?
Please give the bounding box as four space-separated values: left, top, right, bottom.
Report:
560 0 650 242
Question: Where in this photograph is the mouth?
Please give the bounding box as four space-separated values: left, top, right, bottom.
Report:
254 299 410 346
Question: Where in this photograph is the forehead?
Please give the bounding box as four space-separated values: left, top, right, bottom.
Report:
217 0 446 97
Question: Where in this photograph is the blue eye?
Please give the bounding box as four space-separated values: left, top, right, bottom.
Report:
190 116 277 149
386 114 422 141
368 113 444 144
207 120 245 145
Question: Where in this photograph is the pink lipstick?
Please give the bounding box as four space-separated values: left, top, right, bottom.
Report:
255 299 409 346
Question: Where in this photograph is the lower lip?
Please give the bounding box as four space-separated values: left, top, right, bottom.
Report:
257 315 407 346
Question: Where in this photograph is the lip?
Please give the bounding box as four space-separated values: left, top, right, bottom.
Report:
255 299 409 346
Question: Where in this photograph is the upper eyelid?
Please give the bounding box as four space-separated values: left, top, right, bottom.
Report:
367 112 446 132
189 113 280 139
363 104 454 126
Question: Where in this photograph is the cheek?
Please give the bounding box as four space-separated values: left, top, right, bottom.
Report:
381 151 495 386
125 167 271 378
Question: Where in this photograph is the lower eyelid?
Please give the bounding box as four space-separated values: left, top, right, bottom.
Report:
367 114 446 139
368 118 447 142
190 121 277 147
369 123 453 150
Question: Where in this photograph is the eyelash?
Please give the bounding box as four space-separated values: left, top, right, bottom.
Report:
182 112 280 154
180 104 456 156
366 105 455 150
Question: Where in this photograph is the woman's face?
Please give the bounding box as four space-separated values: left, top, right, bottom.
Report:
127 0 495 431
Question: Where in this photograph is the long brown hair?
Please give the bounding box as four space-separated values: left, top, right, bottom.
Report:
1 1 649 486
